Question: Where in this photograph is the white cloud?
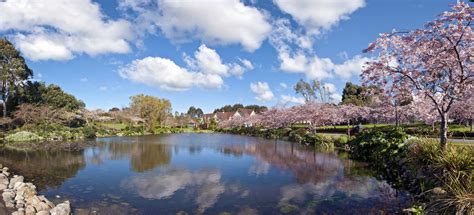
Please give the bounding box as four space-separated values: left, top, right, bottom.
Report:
280 95 305 105
185 44 253 78
276 50 369 80
273 0 365 34
193 44 229 75
250 82 274 102
322 83 342 103
99 86 108 91
119 56 224 91
330 93 342 103
120 45 251 91
80 78 88 82
0 0 133 61
280 83 288 89
334 55 371 79
323 83 337 93
241 59 254 70
119 0 271 51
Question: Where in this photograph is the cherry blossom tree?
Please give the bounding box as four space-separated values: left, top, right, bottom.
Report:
362 2 473 150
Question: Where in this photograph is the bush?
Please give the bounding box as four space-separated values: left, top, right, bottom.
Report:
82 126 97 138
334 135 350 147
5 131 44 142
349 128 409 163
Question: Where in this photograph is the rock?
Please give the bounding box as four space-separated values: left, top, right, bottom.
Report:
38 195 55 209
12 208 26 215
34 202 51 212
0 183 7 190
15 181 27 190
36 211 50 215
17 183 37 199
50 201 70 215
9 175 24 189
432 187 447 195
26 195 41 206
6 202 15 208
2 190 15 202
26 205 36 215
0 173 8 184
16 199 26 209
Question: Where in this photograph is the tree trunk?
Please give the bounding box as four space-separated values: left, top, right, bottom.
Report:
1 101 6 118
347 120 351 137
395 106 399 127
439 112 448 151
470 119 473 132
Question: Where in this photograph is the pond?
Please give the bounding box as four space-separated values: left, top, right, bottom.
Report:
0 133 411 214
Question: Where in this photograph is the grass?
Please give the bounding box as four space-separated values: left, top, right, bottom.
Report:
406 138 474 214
317 123 391 129
96 122 128 130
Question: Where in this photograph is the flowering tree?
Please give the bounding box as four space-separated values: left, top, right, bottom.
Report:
362 2 473 150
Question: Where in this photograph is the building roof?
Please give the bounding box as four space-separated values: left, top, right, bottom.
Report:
215 112 234 121
236 108 254 117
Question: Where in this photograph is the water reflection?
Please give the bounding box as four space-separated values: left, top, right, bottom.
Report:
93 137 171 172
0 148 85 189
0 134 410 214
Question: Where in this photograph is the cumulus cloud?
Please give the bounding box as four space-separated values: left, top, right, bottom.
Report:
119 56 223 91
120 44 252 91
250 82 274 102
273 0 366 34
333 55 371 79
0 0 133 61
280 95 306 105
186 44 253 78
119 0 271 51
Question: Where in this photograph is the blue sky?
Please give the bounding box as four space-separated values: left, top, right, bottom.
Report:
0 0 460 113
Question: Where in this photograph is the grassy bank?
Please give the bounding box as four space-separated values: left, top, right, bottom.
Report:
316 123 474 139
1 122 213 149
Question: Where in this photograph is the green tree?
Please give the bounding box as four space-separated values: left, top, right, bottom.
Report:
294 79 331 103
20 81 85 111
41 84 85 111
186 106 203 118
130 94 172 132
341 82 374 106
0 39 32 117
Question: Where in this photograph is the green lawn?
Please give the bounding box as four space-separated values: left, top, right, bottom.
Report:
96 122 128 130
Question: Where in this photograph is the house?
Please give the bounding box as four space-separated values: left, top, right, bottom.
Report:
201 108 258 128
234 108 256 118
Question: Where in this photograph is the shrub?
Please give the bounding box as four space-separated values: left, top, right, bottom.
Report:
82 126 97 138
5 131 44 142
288 128 308 143
406 139 474 214
334 135 350 147
349 128 409 163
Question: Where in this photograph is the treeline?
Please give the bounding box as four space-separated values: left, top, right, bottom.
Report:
213 104 267 113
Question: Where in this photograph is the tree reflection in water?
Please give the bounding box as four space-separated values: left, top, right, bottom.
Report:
0 148 85 189
93 137 171 172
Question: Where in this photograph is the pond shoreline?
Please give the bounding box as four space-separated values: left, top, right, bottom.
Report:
0 164 71 215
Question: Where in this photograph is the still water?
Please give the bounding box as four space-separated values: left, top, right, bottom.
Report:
0 133 411 214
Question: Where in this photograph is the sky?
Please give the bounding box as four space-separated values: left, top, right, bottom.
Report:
0 0 463 113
